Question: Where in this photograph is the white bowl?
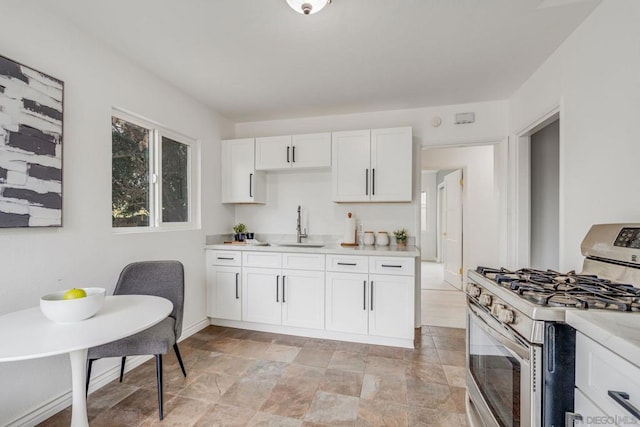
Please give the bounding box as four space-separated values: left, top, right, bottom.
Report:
40 287 106 323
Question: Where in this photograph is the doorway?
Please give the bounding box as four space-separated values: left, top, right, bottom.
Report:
513 109 561 269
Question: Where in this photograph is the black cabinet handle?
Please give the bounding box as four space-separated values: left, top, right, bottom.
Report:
337 262 357 266
249 173 253 197
372 168 375 195
365 169 369 196
235 273 239 299
381 264 402 268
287 146 290 163
217 257 234 261
276 275 280 302
363 280 366 310
608 390 640 418
370 281 374 311
283 276 286 303
292 146 296 163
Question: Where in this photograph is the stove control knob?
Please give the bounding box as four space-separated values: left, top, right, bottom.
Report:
491 304 504 317
468 284 481 298
498 308 515 324
479 294 492 307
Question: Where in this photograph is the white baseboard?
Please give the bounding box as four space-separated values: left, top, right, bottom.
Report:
7 317 210 427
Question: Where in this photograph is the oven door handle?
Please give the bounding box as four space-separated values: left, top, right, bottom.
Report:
468 305 531 361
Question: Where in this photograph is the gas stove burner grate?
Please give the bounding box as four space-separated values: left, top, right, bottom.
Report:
476 266 640 311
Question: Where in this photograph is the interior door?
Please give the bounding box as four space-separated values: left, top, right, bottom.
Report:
444 170 463 289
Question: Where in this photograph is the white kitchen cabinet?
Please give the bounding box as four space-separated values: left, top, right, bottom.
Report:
368 274 414 339
255 133 331 170
325 256 415 340
221 138 265 203
332 127 412 202
243 267 282 325
572 332 640 425
242 252 325 329
570 389 610 427
206 250 242 321
325 272 369 334
281 269 325 329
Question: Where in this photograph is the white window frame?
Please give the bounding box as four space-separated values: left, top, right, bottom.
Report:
112 108 200 233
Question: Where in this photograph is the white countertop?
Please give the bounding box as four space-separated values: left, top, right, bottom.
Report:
204 243 420 257
566 310 640 368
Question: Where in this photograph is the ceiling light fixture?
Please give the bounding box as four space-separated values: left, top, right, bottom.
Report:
286 0 332 15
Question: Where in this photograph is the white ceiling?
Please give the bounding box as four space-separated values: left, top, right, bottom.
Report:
40 0 600 122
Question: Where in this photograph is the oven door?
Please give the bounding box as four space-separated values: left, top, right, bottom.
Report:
466 301 541 427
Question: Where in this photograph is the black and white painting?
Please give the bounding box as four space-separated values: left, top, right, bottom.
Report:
0 55 63 228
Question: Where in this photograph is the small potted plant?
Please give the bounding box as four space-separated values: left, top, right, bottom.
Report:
233 223 247 242
393 228 408 248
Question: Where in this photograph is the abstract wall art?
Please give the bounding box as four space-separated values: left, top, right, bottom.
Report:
0 55 63 228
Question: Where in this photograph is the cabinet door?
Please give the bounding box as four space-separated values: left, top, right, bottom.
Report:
243 267 282 325
291 133 331 169
207 266 241 321
255 135 292 170
573 389 611 427
331 130 371 202
368 274 414 339
221 138 265 203
325 272 369 334
370 127 412 202
281 270 325 329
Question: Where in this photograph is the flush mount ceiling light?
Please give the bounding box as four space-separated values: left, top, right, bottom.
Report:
286 0 332 15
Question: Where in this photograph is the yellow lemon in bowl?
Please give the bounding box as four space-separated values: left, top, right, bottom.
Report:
63 288 87 300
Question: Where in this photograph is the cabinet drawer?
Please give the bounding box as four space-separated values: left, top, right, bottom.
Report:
576 333 640 421
207 250 242 266
369 257 414 276
243 251 282 268
326 255 368 273
282 253 325 271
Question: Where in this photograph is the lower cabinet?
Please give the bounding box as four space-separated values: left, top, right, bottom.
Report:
206 249 416 346
325 271 414 340
243 266 325 329
206 250 242 321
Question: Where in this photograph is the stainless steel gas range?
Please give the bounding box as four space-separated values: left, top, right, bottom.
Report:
465 224 640 427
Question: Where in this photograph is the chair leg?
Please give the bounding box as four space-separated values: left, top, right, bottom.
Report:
119 356 126 382
155 354 163 420
173 343 187 378
85 358 94 397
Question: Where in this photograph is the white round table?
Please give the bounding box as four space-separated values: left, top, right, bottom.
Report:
0 295 173 427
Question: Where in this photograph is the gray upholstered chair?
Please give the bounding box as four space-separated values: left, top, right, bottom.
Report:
85 260 187 420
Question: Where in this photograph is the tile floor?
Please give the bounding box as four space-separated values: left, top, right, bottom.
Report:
39 325 467 426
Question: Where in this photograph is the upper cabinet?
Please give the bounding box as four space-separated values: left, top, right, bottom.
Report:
221 138 266 204
332 127 413 202
255 133 331 171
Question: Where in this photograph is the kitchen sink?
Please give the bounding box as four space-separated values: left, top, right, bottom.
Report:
276 242 325 248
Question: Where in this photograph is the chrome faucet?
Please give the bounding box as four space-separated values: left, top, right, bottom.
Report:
296 205 308 243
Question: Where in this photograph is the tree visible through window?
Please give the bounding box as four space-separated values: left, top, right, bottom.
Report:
111 112 193 228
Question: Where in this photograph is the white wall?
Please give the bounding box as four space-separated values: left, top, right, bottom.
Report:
423 146 500 278
420 171 437 260
509 0 640 271
234 101 508 244
0 3 234 424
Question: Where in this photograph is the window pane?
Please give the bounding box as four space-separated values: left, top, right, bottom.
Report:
161 136 189 223
112 117 150 227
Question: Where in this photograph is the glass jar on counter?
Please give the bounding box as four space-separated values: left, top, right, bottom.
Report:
363 231 375 246
376 231 390 246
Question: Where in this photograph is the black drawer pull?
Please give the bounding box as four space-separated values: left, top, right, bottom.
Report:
337 262 357 266
287 146 290 163
381 264 402 268
276 275 280 302
283 276 286 303
608 390 640 418
370 281 374 311
363 280 366 310
217 257 234 260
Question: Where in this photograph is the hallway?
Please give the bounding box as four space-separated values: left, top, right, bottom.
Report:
421 262 466 329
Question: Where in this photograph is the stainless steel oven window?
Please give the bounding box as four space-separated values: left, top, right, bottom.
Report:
466 303 538 427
